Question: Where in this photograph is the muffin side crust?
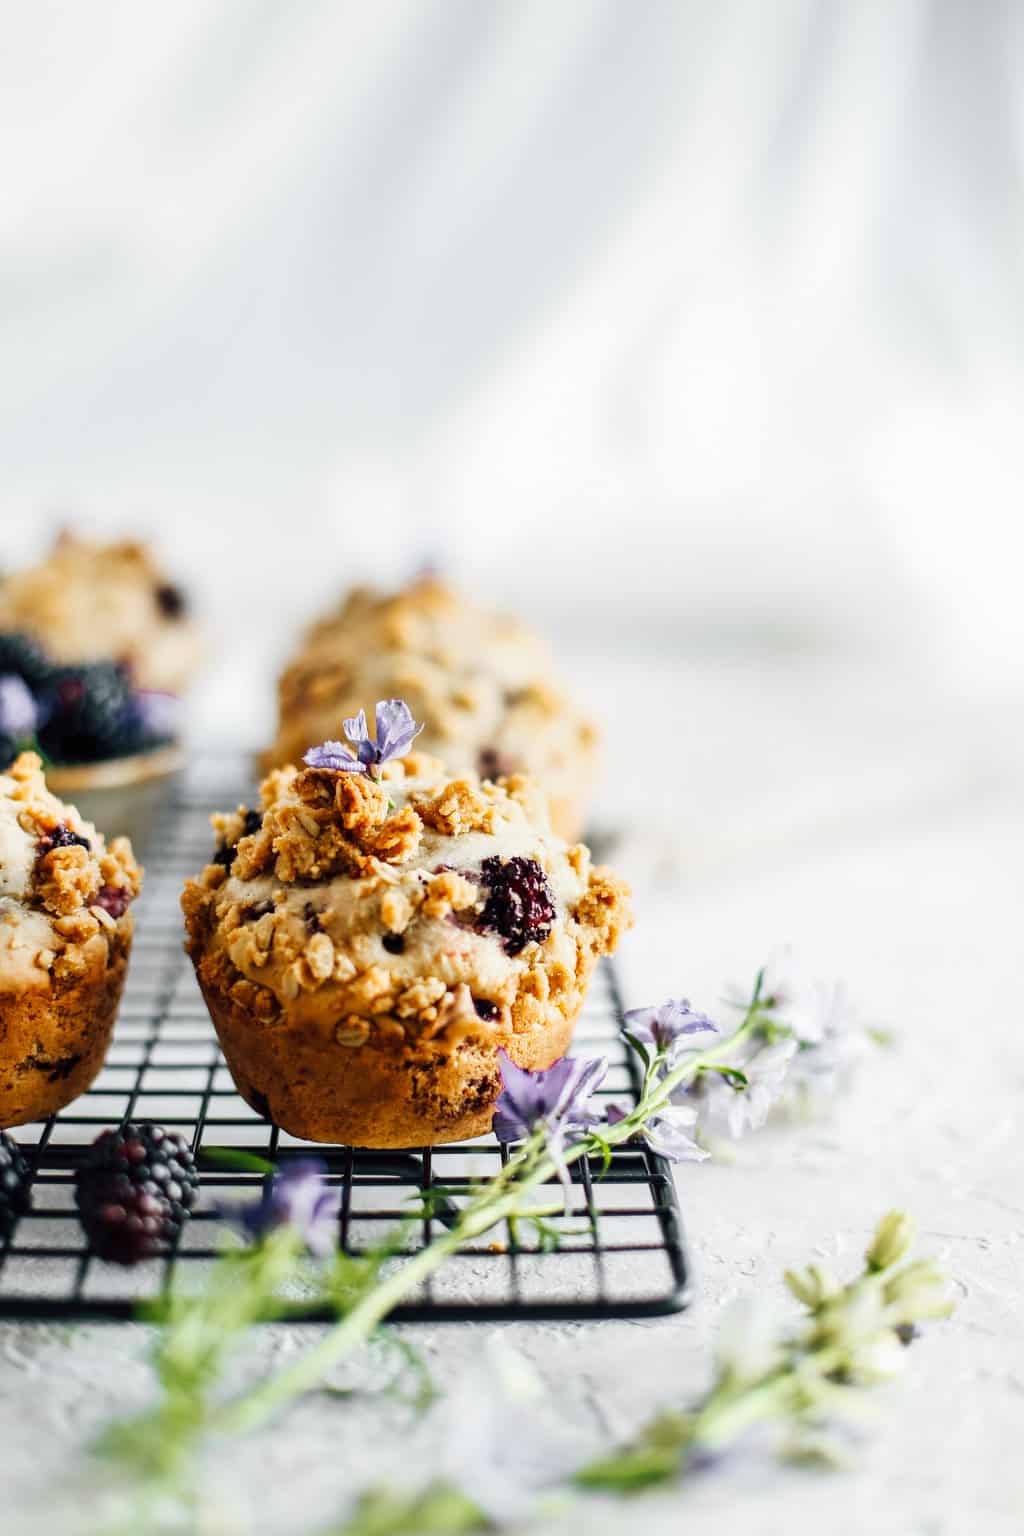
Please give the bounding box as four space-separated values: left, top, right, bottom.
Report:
0 752 142 1125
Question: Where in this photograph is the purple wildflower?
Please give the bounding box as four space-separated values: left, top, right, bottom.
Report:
606 1102 708 1164
303 698 423 776
0 674 37 742
231 1159 338 1257
623 998 720 1056
493 1051 606 1143
493 1051 606 1204
677 1038 797 1140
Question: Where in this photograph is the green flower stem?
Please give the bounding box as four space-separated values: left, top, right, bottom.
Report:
217 1004 765 1437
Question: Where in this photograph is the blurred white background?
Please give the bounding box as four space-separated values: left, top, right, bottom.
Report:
1 1 1021 841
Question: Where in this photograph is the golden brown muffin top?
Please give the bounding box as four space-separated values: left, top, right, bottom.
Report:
182 749 630 1047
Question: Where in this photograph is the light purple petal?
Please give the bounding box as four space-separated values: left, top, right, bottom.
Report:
134 690 181 739
644 1106 708 1164
303 739 362 771
0 674 37 740
232 1158 339 1254
623 998 720 1053
374 698 423 760
492 1050 606 1144
343 710 369 742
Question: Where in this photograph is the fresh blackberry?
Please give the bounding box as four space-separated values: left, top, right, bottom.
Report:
38 662 138 763
0 631 53 690
478 855 556 955
75 1123 199 1265
0 1131 32 1242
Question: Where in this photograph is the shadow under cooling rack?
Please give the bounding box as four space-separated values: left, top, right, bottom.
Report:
0 756 691 1323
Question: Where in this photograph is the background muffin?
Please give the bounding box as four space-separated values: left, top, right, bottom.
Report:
183 743 630 1147
263 577 600 840
0 532 202 695
0 752 141 1127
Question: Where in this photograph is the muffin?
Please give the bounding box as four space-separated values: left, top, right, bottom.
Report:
0 752 142 1127
263 577 599 841
0 532 202 694
182 749 631 1147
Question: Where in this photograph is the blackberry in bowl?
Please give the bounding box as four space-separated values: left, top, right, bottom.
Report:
0 637 183 852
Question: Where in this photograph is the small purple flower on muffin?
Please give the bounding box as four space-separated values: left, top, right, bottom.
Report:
303 698 423 778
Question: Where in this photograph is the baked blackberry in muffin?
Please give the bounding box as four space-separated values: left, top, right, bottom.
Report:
182 744 630 1148
262 577 599 841
0 753 141 1126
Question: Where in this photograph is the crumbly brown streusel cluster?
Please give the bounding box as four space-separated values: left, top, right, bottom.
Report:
261 578 600 840
0 532 202 692
182 752 630 1145
0 752 142 989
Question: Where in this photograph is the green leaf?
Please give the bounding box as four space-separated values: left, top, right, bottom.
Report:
621 1030 651 1072
331 1482 490 1536
199 1146 275 1175
699 1064 748 1090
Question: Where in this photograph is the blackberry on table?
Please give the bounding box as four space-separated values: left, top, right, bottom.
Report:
75 1123 199 1266
478 855 556 955
0 1131 32 1242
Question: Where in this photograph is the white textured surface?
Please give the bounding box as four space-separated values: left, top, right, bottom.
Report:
1 653 1022 1535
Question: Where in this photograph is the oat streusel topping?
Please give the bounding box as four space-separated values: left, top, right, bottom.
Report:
182 751 630 1050
0 753 142 990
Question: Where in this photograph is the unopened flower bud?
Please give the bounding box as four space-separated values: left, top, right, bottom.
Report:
883 1260 954 1321
784 1267 822 1308
867 1211 916 1272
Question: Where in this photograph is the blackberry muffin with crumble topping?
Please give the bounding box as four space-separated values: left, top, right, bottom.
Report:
0 752 141 1126
182 752 630 1147
263 577 599 841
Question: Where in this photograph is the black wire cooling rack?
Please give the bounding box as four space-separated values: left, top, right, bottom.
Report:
0 755 690 1323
